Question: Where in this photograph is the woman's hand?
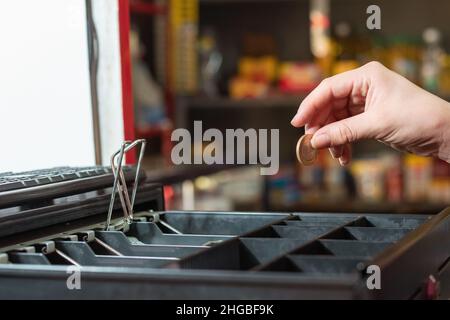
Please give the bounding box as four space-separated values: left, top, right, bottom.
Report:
291 61 450 165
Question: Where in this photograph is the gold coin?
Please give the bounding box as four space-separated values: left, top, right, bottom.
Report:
296 134 317 165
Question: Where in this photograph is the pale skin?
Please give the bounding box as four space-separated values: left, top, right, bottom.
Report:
291 61 450 165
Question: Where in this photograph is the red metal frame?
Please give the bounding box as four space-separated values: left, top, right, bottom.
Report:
118 0 136 164
119 0 174 164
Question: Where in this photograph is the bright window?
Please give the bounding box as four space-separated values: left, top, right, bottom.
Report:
0 0 95 172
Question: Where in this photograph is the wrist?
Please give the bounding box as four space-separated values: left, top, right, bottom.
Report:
437 101 450 163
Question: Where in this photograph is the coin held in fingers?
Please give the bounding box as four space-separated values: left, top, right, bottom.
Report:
296 134 317 165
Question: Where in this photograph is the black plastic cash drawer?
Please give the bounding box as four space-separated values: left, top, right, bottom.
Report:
1 200 449 299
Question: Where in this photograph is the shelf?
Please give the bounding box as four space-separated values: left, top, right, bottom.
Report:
145 164 249 185
136 125 171 139
130 1 166 15
181 95 307 109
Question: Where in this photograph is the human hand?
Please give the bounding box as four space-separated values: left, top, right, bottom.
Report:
291 61 450 165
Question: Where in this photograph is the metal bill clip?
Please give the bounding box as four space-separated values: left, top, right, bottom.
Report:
105 139 146 231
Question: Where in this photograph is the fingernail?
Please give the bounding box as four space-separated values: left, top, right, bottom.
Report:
328 149 337 159
290 112 301 125
311 133 331 149
291 107 307 125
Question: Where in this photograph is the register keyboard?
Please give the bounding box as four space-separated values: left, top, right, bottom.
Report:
0 166 449 299
0 166 117 192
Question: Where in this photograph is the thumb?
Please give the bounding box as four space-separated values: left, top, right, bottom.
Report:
311 113 374 149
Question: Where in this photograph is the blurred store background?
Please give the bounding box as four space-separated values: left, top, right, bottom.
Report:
129 0 450 214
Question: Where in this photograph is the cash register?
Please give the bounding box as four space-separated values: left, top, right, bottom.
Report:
0 141 449 300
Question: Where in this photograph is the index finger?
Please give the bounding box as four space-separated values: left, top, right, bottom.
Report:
290 67 364 128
